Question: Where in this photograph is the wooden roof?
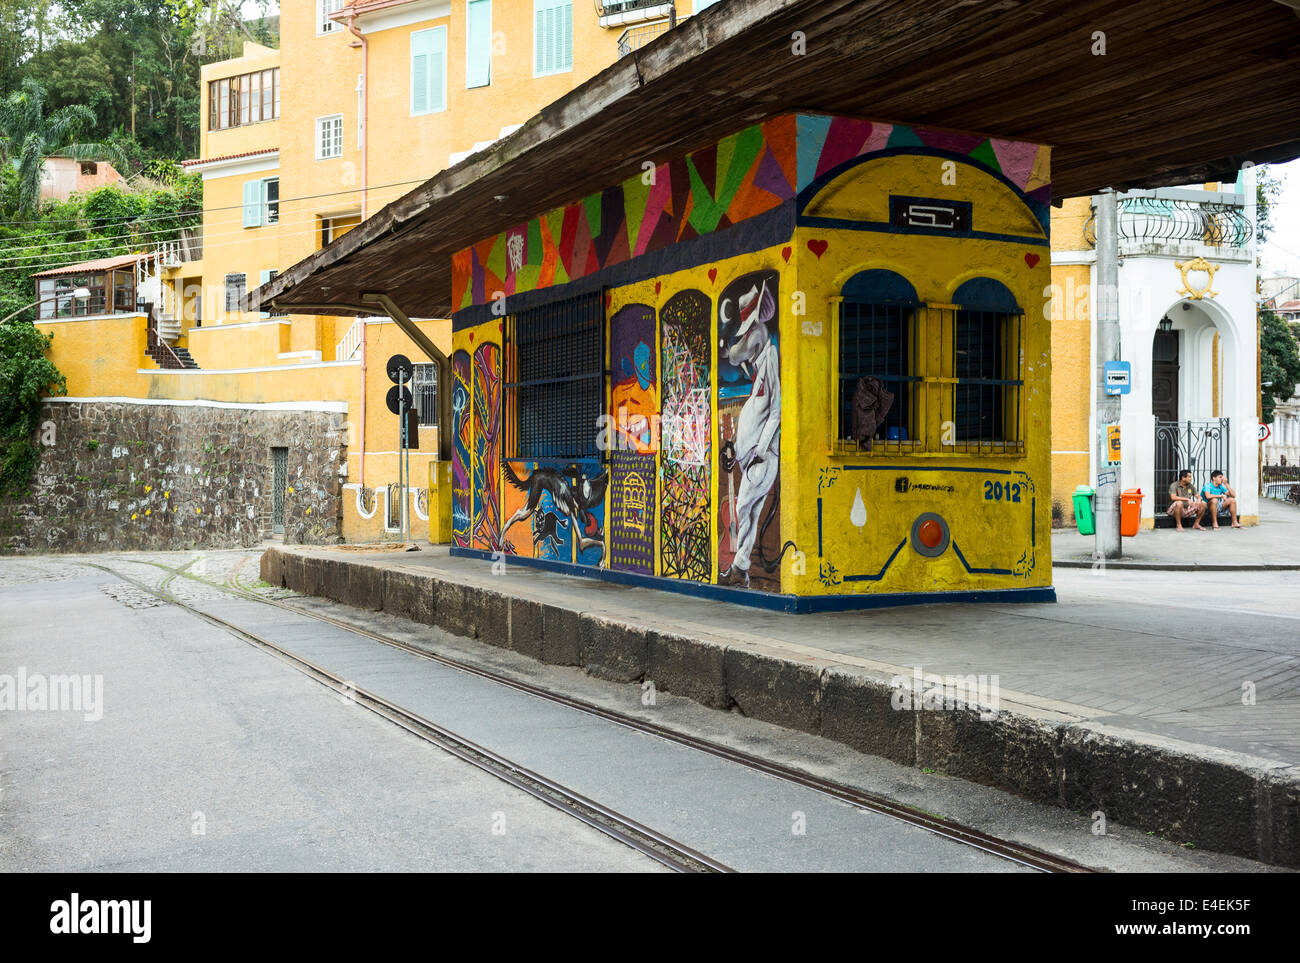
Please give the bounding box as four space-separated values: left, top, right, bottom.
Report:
259 0 1300 319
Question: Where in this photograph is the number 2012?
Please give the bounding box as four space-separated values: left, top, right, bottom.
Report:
984 480 1021 502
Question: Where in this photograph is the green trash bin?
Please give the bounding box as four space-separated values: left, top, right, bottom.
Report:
1072 484 1096 535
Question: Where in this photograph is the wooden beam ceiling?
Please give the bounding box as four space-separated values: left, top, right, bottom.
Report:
261 0 1300 319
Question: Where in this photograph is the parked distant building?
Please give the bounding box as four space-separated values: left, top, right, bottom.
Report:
38 157 123 202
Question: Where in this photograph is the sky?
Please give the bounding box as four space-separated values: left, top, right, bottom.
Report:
1260 158 1300 284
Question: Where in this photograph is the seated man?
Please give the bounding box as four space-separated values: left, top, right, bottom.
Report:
1167 469 1207 531
1201 469 1242 529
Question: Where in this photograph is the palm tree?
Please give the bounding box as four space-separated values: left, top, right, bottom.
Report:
0 78 123 215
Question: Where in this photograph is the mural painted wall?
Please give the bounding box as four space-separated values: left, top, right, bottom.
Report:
658 289 713 583
451 112 1050 312
608 302 658 574
716 270 791 591
451 350 472 548
447 112 1054 604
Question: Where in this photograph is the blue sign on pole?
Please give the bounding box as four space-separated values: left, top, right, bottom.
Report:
1104 360 1132 396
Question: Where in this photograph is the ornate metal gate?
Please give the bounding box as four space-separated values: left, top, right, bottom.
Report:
1153 419 1230 516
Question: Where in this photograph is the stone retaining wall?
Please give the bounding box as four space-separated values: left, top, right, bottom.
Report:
1 401 345 554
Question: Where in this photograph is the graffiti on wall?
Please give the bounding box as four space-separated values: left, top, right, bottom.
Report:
659 289 712 582
451 113 1051 312
609 303 658 574
451 350 472 547
471 342 501 551
716 270 792 591
501 462 606 564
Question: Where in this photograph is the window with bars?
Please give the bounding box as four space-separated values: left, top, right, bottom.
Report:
950 277 1023 451
224 273 246 314
836 270 921 451
316 114 343 159
413 363 439 427
505 290 604 461
534 0 573 77
832 271 1023 454
208 69 279 130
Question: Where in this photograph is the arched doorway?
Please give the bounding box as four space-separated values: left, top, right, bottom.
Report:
1151 301 1232 519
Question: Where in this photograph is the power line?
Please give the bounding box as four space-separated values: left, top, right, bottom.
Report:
0 175 426 229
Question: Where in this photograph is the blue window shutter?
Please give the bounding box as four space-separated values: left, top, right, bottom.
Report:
467 0 491 88
534 0 570 75
411 27 446 113
411 30 430 114
259 269 273 318
242 180 262 228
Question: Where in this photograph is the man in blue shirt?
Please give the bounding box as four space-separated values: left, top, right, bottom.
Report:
1201 469 1241 529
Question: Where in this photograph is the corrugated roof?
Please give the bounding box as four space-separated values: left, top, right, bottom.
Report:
31 253 152 278
257 0 1300 319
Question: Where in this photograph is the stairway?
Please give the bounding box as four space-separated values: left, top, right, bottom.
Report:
146 343 200 370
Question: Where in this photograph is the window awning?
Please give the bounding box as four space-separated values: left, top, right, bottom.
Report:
252 0 1300 321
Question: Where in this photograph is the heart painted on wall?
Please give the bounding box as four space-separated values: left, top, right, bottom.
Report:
605 292 613 311
1025 253 1040 267
468 332 474 342
807 239 829 259
708 268 718 284
654 280 662 295
781 246 792 263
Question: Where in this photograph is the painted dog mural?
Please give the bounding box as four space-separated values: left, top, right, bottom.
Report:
501 462 607 563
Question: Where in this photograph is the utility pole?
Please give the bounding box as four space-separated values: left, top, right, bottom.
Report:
1095 189 1122 559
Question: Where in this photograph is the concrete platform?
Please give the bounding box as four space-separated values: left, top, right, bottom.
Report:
260 543 1300 867
1052 499 1300 570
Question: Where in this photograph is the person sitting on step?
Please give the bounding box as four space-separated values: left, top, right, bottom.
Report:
1167 469 1207 531
1201 469 1242 529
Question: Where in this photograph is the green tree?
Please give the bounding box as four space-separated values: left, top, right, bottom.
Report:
1261 308 1300 424
1255 165 1283 246
0 78 122 214
0 317 65 497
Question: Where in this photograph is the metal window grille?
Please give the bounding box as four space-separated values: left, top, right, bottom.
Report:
224 273 246 313
952 308 1023 451
271 447 287 535
505 290 604 461
837 300 920 450
413 363 439 427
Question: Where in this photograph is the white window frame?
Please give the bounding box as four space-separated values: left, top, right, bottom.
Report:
410 26 448 116
242 177 279 228
318 0 345 35
316 114 344 160
466 0 492 89
533 0 573 78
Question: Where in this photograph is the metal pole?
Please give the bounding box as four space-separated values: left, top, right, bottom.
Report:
1095 189 1122 559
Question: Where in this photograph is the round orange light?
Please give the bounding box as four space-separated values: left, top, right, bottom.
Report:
917 519 944 549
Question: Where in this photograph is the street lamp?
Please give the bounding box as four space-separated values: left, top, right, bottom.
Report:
0 287 92 325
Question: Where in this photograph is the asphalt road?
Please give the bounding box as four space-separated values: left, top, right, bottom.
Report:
0 550 1280 873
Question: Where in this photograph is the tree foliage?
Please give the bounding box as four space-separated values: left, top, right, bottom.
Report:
1255 165 1283 247
3 0 278 165
0 317 64 498
1261 309 1300 424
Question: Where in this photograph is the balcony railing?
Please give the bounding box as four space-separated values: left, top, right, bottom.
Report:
597 0 672 19
617 18 671 56
1085 189 1253 251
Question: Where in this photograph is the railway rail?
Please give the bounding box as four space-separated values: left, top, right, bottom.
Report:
87 554 1097 875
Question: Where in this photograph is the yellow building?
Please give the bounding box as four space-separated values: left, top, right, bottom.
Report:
36 0 708 542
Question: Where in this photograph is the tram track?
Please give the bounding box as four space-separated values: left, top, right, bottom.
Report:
90 554 1097 874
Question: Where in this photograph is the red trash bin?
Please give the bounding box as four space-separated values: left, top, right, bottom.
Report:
1120 488 1143 537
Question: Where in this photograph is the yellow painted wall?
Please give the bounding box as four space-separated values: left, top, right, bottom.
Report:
1049 261 1092 525
198 42 281 161
1051 196 1092 252
786 154 1052 597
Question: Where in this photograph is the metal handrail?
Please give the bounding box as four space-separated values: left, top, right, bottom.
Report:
1084 196 1253 249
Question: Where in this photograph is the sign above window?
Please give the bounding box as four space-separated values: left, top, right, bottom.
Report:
888 195 973 235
